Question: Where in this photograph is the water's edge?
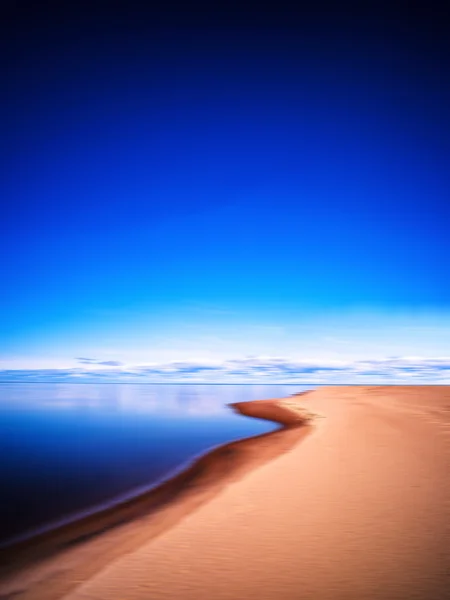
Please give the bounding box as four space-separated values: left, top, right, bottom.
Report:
0 395 315 587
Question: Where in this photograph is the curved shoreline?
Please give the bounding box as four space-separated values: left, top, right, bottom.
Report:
0 405 283 551
0 397 316 595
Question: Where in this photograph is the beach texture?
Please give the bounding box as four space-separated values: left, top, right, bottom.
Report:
1 386 449 600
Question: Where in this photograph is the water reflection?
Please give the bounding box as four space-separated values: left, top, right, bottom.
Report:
0 383 310 415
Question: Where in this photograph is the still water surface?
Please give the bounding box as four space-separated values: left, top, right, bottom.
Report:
0 383 313 545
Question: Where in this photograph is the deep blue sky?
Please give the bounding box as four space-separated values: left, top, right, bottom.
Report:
1 2 449 380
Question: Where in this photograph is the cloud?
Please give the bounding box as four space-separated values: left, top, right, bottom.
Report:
1 356 449 383
76 358 123 366
0 369 84 381
96 360 124 366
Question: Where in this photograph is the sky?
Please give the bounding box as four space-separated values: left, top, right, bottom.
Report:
1 1 450 383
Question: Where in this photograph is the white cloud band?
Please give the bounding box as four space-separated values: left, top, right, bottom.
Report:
0 356 449 383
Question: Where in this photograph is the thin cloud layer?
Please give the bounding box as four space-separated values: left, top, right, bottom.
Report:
76 358 123 366
0 356 449 383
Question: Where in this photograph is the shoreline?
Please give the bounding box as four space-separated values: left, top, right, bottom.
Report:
0 394 310 551
0 396 316 597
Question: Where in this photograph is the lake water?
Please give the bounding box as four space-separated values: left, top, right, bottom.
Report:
0 383 313 546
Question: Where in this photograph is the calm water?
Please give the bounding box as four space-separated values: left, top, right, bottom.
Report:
0 383 313 545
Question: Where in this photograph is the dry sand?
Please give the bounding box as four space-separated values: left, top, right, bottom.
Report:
1 386 449 600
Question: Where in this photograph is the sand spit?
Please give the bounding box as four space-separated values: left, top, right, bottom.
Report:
60 385 449 600
0 397 316 600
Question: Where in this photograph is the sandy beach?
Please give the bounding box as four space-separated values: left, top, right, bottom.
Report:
1 386 449 600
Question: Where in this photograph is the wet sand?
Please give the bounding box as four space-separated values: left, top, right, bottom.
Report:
1 386 449 600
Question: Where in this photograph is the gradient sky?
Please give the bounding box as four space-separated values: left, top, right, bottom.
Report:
2 2 449 382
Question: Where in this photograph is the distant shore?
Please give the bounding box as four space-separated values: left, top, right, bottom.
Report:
0 394 315 599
